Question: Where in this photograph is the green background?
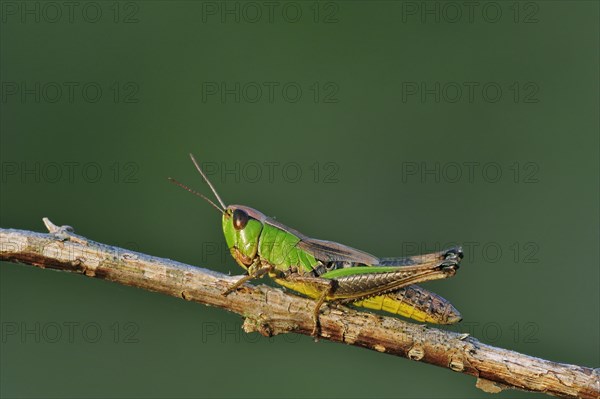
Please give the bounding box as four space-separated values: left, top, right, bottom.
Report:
1 1 598 398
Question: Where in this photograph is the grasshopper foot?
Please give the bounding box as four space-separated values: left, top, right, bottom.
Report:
311 320 320 339
221 274 254 296
221 264 271 296
221 285 236 296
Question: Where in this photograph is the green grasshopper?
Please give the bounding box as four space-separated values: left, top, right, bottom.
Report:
170 154 463 336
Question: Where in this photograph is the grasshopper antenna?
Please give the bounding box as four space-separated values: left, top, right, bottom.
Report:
168 177 225 214
189 153 227 210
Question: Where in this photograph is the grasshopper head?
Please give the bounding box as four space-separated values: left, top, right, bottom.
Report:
169 154 267 271
222 205 265 270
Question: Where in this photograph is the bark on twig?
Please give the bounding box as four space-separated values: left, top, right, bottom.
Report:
1 219 598 398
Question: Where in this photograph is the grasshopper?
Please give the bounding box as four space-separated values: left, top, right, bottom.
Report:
170 154 462 336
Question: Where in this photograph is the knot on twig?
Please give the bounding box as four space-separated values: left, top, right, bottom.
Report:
242 315 274 337
242 315 298 338
475 378 509 394
408 345 425 361
43 218 87 245
43 217 73 235
449 357 465 372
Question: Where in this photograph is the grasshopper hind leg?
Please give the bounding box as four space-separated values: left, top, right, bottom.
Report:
311 289 332 337
273 274 335 337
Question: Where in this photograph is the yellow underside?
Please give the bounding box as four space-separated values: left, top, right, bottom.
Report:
273 277 438 324
272 277 324 299
353 295 436 323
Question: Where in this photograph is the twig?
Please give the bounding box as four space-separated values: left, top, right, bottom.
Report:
0 219 598 398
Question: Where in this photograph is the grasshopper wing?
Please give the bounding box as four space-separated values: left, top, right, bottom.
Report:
297 238 379 265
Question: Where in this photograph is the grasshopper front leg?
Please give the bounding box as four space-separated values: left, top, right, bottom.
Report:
222 259 272 296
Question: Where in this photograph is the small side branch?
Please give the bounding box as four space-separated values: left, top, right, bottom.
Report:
0 219 598 398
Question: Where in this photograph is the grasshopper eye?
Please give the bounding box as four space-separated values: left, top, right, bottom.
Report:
233 209 249 230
